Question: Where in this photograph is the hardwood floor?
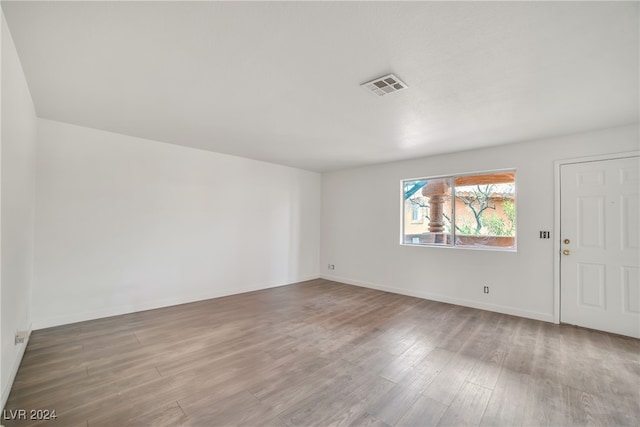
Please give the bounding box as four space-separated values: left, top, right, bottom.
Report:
3 279 639 426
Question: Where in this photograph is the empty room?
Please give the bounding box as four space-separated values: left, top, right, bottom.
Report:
1 1 638 426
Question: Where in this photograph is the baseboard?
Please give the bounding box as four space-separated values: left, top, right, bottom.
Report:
321 274 554 323
1 323 32 411
32 276 320 330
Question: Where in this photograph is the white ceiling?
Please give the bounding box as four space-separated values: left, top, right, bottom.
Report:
2 1 638 171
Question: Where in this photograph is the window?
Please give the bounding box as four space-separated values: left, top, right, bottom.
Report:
411 204 423 223
402 170 516 250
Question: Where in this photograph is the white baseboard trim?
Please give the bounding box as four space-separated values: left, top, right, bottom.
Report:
1 323 32 411
32 276 320 330
321 274 554 323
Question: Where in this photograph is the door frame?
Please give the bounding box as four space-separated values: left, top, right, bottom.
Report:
553 151 640 324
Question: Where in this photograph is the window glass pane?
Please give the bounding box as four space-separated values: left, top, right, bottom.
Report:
403 178 452 245
454 172 516 249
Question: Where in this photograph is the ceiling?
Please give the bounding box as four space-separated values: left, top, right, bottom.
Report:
2 1 638 172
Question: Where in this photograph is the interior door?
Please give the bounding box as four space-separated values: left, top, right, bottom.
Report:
560 156 639 338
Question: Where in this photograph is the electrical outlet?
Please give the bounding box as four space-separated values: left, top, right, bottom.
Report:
539 231 550 239
327 264 335 270
15 330 29 345
483 286 489 294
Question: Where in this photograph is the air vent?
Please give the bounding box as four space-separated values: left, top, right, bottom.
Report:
360 73 408 97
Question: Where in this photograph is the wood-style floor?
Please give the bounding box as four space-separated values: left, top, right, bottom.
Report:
3 279 639 427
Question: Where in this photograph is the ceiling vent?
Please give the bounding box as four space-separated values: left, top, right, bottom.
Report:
360 73 408 97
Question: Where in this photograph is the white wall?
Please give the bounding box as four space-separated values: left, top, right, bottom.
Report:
321 124 639 322
1 11 37 408
33 119 320 329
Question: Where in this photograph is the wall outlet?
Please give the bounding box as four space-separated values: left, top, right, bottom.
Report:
15 330 29 345
328 264 335 270
483 286 489 294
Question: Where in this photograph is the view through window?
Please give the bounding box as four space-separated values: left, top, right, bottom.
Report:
402 171 516 250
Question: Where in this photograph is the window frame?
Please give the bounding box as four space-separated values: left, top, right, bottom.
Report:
400 169 517 252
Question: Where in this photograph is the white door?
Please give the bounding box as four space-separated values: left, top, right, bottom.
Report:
560 156 639 338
